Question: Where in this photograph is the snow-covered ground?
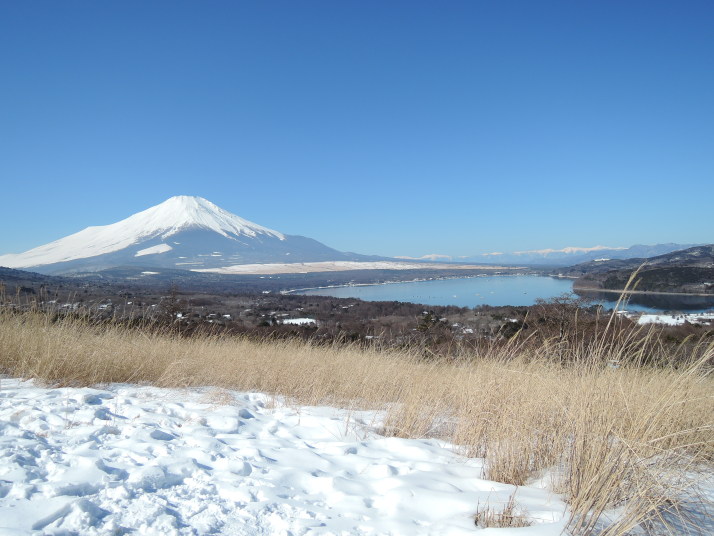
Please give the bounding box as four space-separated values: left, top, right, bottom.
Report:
634 312 714 326
0 379 568 535
193 261 502 275
281 318 317 326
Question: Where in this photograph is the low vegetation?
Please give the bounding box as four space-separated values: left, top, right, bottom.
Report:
474 490 532 528
0 298 712 535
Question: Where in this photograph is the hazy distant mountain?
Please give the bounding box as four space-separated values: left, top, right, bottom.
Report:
462 243 700 266
0 266 64 285
0 196 377 274
561 245 714 276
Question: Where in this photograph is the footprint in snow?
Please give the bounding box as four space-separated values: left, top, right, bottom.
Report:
149 429 176 441
83 393 113 405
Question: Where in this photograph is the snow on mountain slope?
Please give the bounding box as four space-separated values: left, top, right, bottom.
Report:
0 196 285 269
135 243 174 257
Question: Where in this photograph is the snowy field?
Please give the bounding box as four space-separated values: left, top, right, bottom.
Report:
0 379 568 535
192 261 505 275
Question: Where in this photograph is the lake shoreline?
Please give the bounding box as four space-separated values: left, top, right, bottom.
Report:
575 286 714 297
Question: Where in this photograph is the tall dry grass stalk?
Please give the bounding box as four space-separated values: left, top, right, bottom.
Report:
0 308 712 535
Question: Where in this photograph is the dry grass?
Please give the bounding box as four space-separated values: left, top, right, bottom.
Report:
0 309 712 535
474 489 532 528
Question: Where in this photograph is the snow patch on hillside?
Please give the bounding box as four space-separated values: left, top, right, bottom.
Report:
281 318 317 325
135 243 173 257
636 312 714 326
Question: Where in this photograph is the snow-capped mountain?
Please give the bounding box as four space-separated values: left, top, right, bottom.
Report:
0 196 370 274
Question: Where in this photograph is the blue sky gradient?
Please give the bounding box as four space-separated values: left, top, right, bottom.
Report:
1 1 712 258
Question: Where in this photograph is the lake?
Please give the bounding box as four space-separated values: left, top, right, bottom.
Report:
294 275 714 313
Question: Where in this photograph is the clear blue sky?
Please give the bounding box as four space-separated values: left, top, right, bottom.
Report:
1 1 712 258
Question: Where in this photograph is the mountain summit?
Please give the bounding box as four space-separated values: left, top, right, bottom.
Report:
118 195 286 241
0 196 366 274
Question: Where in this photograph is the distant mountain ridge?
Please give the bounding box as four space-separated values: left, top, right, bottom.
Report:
562 245 714 295
462 243 699 266
0 196 380 274
0 266 65 285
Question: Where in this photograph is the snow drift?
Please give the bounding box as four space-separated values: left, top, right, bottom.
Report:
0 379 568 535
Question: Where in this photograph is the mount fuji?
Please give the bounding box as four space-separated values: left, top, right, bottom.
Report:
0 196 375 274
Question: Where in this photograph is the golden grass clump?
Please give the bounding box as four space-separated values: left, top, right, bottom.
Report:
0 308 712 535
474 490 532 528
